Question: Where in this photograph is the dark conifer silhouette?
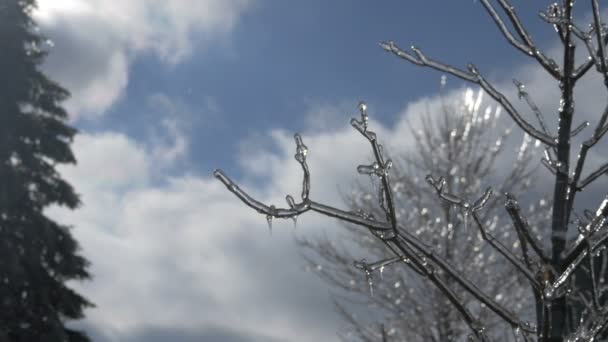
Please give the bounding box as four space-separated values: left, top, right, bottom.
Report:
0 1 92 340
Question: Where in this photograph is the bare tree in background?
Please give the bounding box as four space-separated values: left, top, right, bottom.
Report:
297 85 551 341
215 1 608 340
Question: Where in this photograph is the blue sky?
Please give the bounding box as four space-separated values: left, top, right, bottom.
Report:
32 1 608 341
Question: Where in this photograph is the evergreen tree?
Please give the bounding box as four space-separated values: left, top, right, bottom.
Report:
0 1 92 341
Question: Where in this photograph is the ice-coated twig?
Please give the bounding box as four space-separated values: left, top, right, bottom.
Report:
566 111 608 216
352 102 398 237
394 232 533 333
425 174 492 212
578 163 608 190
354 256 408 274
571 23 601 69
380 239 426 276
355 227 493 340
570 121 590 138
478 0 561 79
380 41 556 147
539 3 567 44
596 106 608 140
573 8 608 80
294 133 311 201
592 0 608 82
588 244 602 310
216 177 393 231
505 193 550 263
470 210 541 290
547 197 608 299
513 79 552 137
565 307 608 341
426 175 541 284
388 236 491 341
353 259 375 296
424 175 544 314
214 134 396 232
573 38 608 81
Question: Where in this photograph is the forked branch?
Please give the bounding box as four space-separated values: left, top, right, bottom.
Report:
479 0 561 79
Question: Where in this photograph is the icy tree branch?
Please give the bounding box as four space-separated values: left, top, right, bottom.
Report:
545 197 608 301
479 0 561 79
425 175 541 289
352 102 398 238
592 0 608 82
380 41 556 147
505 193 550 263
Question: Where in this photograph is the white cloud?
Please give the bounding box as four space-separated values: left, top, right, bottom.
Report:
34 0 252 120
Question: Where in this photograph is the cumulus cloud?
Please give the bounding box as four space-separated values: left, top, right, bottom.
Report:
33 0 252 119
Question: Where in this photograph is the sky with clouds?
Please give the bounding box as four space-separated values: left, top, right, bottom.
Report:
30 1 608 341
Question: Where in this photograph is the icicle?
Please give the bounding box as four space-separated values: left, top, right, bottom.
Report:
267 205 276 235
266 214 273 234
291 215 298 228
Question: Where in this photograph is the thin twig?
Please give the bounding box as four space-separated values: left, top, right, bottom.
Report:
505 193 550 263
478 0 561 79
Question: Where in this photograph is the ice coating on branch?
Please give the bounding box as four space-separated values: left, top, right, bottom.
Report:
354 259 374 296
286 195 296 209
358 101 369 131
292 134 311 201
294 133 308 162
358 162 381 176
357 160 392 178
